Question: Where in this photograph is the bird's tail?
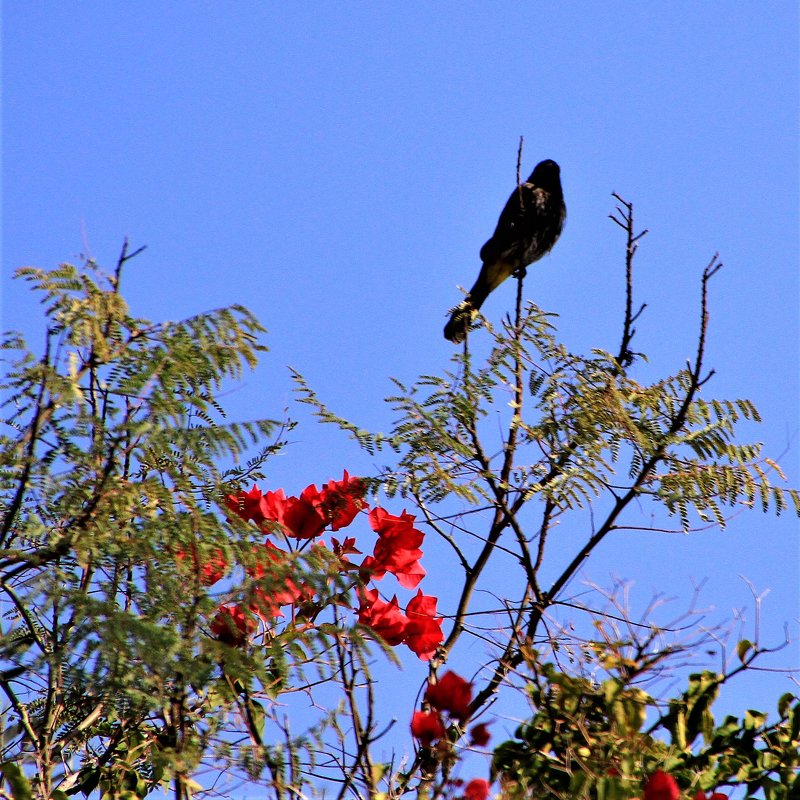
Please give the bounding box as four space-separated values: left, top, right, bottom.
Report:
443 261 509 343
443 300 475 343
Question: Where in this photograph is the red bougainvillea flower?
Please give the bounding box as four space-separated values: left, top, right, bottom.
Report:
694 793 728 800
405 590 444 660
644 771 680 800
261 486 328 539
226 485 266 524
463 778 490 800
357 588 409 645
425 671 472 723
210 604 255 646
368 507 420 541
410 709 445 747
364 507 426 588
259 489 287 525
469 721 492 747
175 545 228 587
360 552 426 590
246 541 305 619
320 470 367 530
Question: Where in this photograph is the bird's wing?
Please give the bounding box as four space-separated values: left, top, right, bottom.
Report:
479 182 541 265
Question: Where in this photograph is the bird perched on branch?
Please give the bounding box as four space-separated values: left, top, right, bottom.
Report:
444 158 566 343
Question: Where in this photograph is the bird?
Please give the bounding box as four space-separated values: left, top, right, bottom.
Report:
443 158 566 343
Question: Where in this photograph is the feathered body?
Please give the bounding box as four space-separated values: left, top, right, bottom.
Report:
444 159 566 343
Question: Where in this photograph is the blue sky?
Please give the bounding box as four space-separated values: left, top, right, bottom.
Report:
3 2 798 790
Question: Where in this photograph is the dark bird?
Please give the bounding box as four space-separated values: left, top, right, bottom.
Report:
444 158 566 343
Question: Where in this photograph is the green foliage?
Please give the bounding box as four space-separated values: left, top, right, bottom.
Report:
492 648 800 799
0 256 347 797
0 763 32 800
297 304 797 529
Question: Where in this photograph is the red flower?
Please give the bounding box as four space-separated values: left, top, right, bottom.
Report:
246 541 305 619
259 489 285 525
226 485 266 524
365 507 426 588
694 793 728 800
469 722 492 747
360 552 426 589
369 507 420 540
357 588 409 645
175 545 228 586
463 778 490 800
261 486 327 539
644 771 679 800
320 470 367 530
405 590 444 660
425 671 472 723
410 709 445 747
210 604 255 646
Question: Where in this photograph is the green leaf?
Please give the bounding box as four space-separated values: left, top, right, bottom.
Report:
744 708 767 729
737 639 754 664
0 763 32 800
777 692 796 717
249 699 266 740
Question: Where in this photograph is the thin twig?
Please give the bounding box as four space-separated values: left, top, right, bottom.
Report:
609 193 648 367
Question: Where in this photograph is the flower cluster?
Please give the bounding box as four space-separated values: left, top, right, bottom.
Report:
190 471 443 660
361 507 425 587
411 671 489 747
357 586 443 660
227 470 366 537
245 540 308 619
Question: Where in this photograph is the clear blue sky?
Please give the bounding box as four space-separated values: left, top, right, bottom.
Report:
3 2 798 788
